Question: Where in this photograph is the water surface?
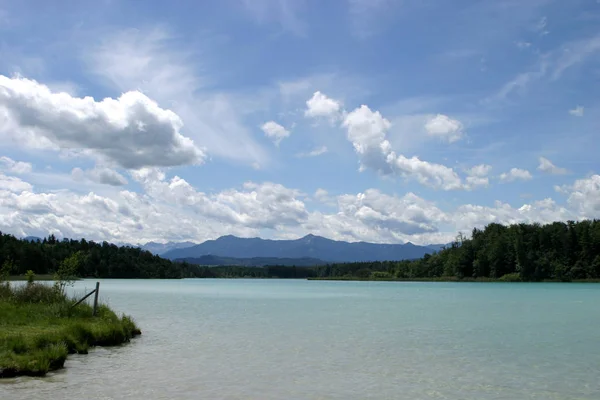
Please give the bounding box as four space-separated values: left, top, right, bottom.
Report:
2 279 599 399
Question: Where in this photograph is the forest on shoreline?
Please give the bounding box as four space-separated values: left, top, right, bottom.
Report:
0 233 196 279
3 219 600 282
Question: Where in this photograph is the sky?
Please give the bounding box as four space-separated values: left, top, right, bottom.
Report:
0 0 599 246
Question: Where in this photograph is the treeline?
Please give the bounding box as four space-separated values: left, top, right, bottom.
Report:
312 220 600 281
191 265 317 279
0 232 197 279
4 219 600 282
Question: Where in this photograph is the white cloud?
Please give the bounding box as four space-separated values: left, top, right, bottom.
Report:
131 169 309 231
537 157 568 175
342 104 464 190
2 168 600 246
86 27 270 167
72 167 128 186
296 146 328 158
569 106 584 117
424 114 464 143
465 176 489 189
313 188 333 205
561 175 600 218
305 91 342 119
0 156 32 174
0 74 204 169
452 198 573 233
388 154 464 190
499 168 533 183
466 164 492 177
335 189 447 235
261 121 290 145
0 173 32 192
342 104 392 173
464 164 492 189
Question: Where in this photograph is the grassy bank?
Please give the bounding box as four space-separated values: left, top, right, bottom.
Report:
0 282 141 378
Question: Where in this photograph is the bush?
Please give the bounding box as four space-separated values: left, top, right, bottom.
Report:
499 273 522 282
370 271 392 279
25 270 35 284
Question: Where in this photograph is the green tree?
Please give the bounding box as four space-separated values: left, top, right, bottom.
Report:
53 251 82 295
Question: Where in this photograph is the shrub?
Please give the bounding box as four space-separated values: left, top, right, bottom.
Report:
25 270 35 284
499 273 522 282
53 251 82 295
370 271 392 279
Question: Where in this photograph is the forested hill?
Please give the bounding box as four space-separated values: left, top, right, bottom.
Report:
312 220 600 281
0 232 197 279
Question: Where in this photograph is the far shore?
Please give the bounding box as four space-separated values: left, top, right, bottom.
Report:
306 276 600 283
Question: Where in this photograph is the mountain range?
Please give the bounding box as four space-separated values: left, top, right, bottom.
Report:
139 241 197 255
176 255 328 267
162 234 445 263
19 234 447 265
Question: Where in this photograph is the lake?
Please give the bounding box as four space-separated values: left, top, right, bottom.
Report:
2 279 599 399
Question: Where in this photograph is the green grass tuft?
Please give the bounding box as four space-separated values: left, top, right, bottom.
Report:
0 282 140 378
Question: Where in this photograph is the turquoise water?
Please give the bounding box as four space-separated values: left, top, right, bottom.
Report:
2 279 600 399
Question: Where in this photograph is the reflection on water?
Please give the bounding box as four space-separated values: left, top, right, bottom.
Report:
2 279 600 399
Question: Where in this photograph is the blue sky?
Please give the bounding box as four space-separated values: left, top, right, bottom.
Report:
0 0 599 245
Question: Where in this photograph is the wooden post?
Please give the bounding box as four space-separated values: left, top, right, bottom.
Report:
92 281 100 317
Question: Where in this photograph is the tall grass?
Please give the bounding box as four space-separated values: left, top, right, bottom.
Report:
0 282 141 378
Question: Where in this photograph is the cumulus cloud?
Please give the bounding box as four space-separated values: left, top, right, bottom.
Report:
452 198 572 232
467 164 492 177
313 188 329 201
0 75 205 169
341 104 464 190
342 105 393 173
0 156 32 174
0 173 33 192
389 154 464 190
424 114 464 143
131 169 309 230
537 157 568 175
464 164 492 189
305 91 342 119
569 106 584 117
499 168 533 182
2 169 600 246
559 175 600 218
336 190 446 235
72 167 128 186
260 121 290 145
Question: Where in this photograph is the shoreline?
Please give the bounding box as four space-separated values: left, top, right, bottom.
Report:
306 277 600 283
0 282 141 378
